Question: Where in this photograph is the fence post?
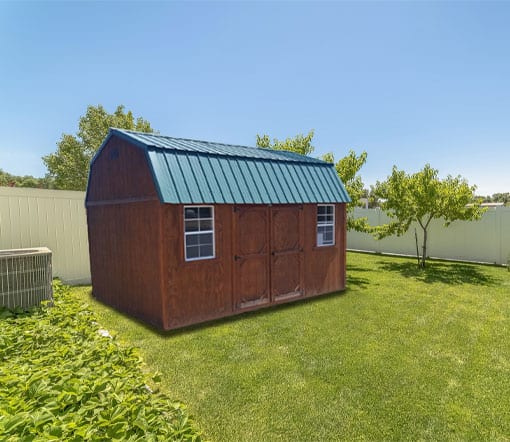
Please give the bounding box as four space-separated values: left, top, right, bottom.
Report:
498 208 502 265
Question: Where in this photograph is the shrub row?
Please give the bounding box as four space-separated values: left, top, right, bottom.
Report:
0 281 202 441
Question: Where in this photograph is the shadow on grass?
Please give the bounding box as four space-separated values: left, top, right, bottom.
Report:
346 274 371 289
377 260 498 286
85 287 349 338
164 289 351 337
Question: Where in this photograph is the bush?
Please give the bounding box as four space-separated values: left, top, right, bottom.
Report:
0 281 202 441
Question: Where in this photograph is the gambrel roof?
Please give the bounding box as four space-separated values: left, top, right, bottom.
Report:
89 128 351 205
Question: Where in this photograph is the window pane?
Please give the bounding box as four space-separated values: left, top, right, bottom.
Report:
317 205 326 215
317 226 324 243
326 205 333 215
186 246 199 259
186 235 199 246
317 215 326 223
200 244 213 258
200 219 213 231
317 225 334 246
184 206 215 260
185 207 198 219
185 220 199 232
199 207 212 218
199 233 213 245
325 214 334 223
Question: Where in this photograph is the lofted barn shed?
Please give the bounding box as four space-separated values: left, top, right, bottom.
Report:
86 129 351 330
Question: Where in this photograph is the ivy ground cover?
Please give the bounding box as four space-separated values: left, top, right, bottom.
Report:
0 281 202 441
76 252 510 441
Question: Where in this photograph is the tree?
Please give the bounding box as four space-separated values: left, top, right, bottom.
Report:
491 192 510 205
373 164 486 268
256 130 370 232
0 169 54 189
43 104 155 190
256 130 315 156
321 151 371 232
362 185 381 208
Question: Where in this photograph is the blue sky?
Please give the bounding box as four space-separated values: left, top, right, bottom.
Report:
1 1 509 195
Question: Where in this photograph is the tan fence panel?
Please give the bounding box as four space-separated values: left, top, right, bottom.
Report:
348 207 510 265
0 187 90 284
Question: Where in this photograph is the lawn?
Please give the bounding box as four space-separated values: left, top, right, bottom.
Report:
74 252 510 441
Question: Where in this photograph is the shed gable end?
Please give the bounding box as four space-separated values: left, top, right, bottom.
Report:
86 137 158 204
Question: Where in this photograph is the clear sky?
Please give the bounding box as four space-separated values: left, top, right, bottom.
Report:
1 1 509 195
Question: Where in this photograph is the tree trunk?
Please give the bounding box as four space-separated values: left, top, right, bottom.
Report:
414 228 420 266
421 227 428 268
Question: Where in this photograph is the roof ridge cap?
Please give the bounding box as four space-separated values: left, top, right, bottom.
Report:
147 145 331 166
113 128 327 164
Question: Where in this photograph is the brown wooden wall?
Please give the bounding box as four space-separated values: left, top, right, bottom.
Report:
87 137 158 203
161 203 347 330
303 203 347 296
86 137 165 328
161 204 233 329
87 202 165 328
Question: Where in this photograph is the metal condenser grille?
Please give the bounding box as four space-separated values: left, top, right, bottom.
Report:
0 248 53 309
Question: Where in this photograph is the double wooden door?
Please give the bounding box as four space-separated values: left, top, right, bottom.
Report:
233 205 304 310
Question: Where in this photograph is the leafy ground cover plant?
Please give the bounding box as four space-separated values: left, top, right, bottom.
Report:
0 280 202 441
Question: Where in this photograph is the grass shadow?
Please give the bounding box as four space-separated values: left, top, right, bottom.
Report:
346 274 371 289
165 289 350 337
84 287 350 338
377 260 498 286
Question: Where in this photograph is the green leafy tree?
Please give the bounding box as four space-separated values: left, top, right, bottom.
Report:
321 151 371 232
373 164 486 268
256 130 315 156
43 105 154 190
491 192 510 205
0 169 54 189
362 185 381 208
256 130 370 232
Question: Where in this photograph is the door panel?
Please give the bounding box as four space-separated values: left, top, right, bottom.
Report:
271 206 303 300
233 206 270 309
272 207 300 252
272 253 302 300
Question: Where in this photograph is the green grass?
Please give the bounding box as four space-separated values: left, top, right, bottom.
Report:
74 252 510 441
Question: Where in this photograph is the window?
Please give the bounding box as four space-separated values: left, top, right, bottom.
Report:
317 204 335 247
184 206 215 261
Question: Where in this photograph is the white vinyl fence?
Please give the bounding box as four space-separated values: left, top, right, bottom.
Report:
347 207 510 266
0 187 90 284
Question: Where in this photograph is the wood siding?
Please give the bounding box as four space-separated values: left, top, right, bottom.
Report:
87 201 164 328
303 203 346 296
87 137 158 203
86 138 164 327
162 204 233 329
161 203 347 330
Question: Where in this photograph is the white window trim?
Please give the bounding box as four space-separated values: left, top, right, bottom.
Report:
184 205 216 262
317 204 335 247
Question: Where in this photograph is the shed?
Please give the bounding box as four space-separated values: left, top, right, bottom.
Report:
86 129 351 330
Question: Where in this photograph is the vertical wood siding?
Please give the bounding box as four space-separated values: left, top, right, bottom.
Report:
87 201 164 328
162 203 346 330
163 204 233 329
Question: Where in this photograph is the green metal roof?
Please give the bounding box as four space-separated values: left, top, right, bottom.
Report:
89 128 351 205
